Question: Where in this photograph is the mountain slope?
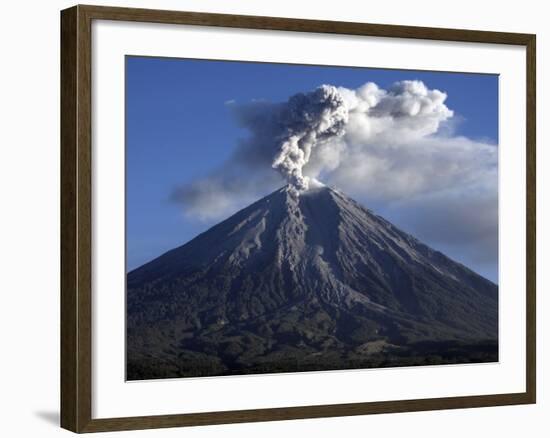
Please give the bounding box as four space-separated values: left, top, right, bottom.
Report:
127 185 498 379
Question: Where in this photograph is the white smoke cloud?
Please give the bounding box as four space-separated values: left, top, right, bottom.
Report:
308 133 496 202
303 80 455 186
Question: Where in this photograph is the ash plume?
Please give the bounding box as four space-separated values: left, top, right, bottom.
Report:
270 85 348 194
234 80 453 196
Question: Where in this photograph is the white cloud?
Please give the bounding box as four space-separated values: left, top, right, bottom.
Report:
171 166 282 221
312 135 496 202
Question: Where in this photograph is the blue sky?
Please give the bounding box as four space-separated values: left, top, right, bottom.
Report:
126 56 499 281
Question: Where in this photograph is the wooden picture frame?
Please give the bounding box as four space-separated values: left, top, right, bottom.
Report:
61 4 536 433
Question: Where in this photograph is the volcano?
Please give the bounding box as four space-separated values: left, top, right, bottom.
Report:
126 185 498 380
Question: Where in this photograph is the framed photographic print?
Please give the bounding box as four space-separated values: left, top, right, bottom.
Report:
60 4 536 433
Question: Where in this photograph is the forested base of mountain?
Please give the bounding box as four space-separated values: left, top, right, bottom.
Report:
126 339 498 381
